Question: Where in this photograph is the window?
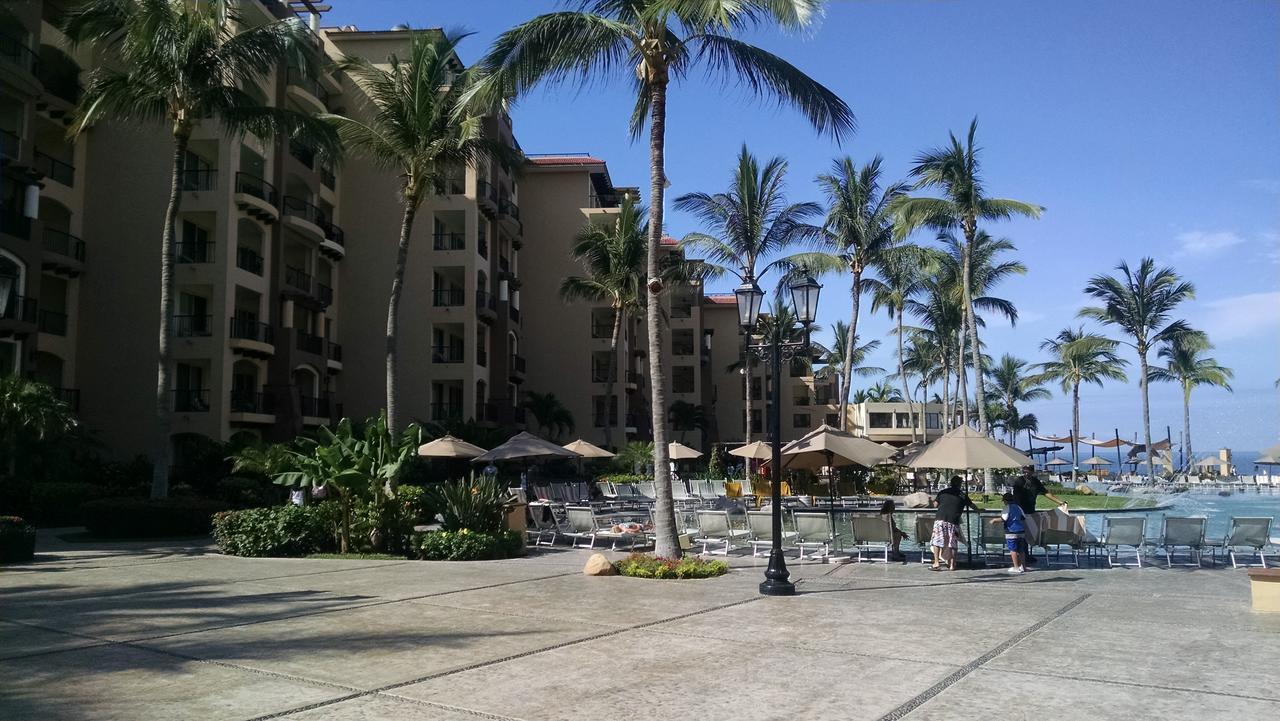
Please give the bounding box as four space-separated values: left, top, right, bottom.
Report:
592 395 618 427
672 366 695 394
788 357 810 377
869 412 892 429
925 412 942 430
895 412 912 428
792 387 810 405
591 351 615 382
177 221 211 262
793 413 811 429
671 329 694 356
825 413 839 426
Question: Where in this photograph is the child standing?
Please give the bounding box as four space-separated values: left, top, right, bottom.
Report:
1001 492 1028 574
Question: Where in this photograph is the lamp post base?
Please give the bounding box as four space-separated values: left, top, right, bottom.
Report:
758 550 796 596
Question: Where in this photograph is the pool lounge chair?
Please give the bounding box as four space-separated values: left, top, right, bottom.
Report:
793 512 835 559
693 510 750 555
1094 516 1147 568
848 514 894 563
526 504 566 546
1158 516 1208 568
977 515 1007 562
1209 517 1273 569
914 516 936 564
746 510 797 557
564 506 640 551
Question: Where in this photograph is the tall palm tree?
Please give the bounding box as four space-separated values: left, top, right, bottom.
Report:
65 0 340 498
865 243 936 441
902 332 946 426
853 381 903 404
1081 258 1195 481
815 320 884 407
795 156 908 429
895 119 1041 489
668 400 705 443
325 30 508 437
469 0 853 559
0 378 78 480
1148 331 1233 470
984 354 1051 445
560 196 648 449
906 277 964 430
1031 327 1128 483
678 145 820 444
523 391 575 440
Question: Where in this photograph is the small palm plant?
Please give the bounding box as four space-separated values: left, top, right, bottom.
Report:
522 392 575 441
1148 331 1233 470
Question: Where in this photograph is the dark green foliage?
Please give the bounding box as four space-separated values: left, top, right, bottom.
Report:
212 503 341 557
81 497 228 538
26 482 108 527
415 529 522 561
597 474 648 485
615 554 729 579
0 516 36 563
432 474 508 535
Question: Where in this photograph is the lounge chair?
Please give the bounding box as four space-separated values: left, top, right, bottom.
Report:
635 481 657 502
977 515 1007 561
914 516 936 564
1158 516 1208 567
526 504 565 546
848 515 893 563
793 511 835 559
693 510 750 555
746 510 797 557
671 479 694 503
596 481 617 500
1094 516 1147 568
1038 528 1084 568
564 506 640 551
1209 517 1273 569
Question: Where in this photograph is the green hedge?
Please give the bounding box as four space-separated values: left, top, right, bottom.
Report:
415 529 522 561
27 482 109 527
212 503 341 557
597 474 649 485
615 553 729 579
81 497 229 538
0 516 36 563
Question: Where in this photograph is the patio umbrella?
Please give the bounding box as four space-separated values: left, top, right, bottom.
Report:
472 432 582 463
416 435 487 459
668 441 703 460
907 425 1033 471
1081 455 1111 467
1261 442 1280 459
562 439 615 458
729 440 773 460
1044 457 1071 468
777 425 895 545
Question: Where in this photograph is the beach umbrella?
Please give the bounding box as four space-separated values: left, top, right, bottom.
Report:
1045 457 1071 467
729 440 773 460
1254 454 1278 465
1261 442 1280 459
416 435 487 459
562 439 615 458
907 425 1033 470
668 441 703 460
778 424 895 471
472 431 582 463
1081 455 1111 467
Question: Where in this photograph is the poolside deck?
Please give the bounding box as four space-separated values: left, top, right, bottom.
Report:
1 530 1277 721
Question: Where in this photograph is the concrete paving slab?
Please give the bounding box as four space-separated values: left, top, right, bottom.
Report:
278 694 513 721
0 643 345 721
393 629 953 721
907 668 1280 721
0 619 106 660
238 559 567 600
1070 591 1280 632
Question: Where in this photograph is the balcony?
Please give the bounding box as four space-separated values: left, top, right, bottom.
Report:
172 314 212 338
54 388 80 412
181 168 217 192
478 234 488 259
229 390 275 419
327 341 343 371
430 402 462 422
625 369 640 390
319 164 335 190
475 290 497 322
0 128 19 160
316 282 333 307
498 197 520 228
173 389 211 413
284 265 312 294
288 140 314 169
236 246 264 275
672 343 695 357
591 366 617 383
282 195 327 242
285 67 330 113
33 150 74 187
318 221 344 259
433 232 464 251
476 346 488 367
432 345 464 364
299 394 330 421
0 32 40 79
234 172 279 223
510 354 526 383
228 316 274 356
591 321 614 339
174 240 213 264
432 288 464 307
296 330 323 355
1 205 31 240
0 295 37 325
508 305 521 324
37 308 66 336
42 229 85 276
476 179 497 215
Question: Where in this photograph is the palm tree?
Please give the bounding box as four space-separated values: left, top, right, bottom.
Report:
815 320 884 407
895 119 1042 489
325 30 510 437
522 391 575 440
902 333 946 425
906 278 964 430
1148 331 1233 470
678 145 820 444
64 0 340 499
1031 327 1128 483
866 243 936 441
560 196 648 449
853 381 904 404
668 401 706 443
469 0 853 559
796 156 908 429
1081 258 1195 481
984 355 1051 445
0 378 78 481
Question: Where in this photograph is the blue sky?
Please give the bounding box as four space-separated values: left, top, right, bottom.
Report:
326 0 1280 454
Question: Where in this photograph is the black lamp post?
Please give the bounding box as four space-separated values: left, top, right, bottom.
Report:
736 272 821 597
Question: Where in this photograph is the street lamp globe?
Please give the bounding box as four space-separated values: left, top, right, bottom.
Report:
734 278 764 330
789 273 821 325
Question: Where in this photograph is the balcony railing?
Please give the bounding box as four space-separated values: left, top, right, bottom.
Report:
172 314 212 337
181 168 217 191
174 240 213 263
430 403 462 422
235 172 277 205
296 330 323 355
478 234 488 259
317 282 333 306
229 316 273 344
476 346 487 367
288 140 314 169
0 295 36 323
590 321 614 339
38 309 66 336
319 164 335 189
44 229 85 262
512 354 527 374
432 345 464 363
1 205 32 240
509 306 521 324
670 303 693 319
322 222 344 246
286 67 331 106
591 366 617 383
433 232 464 250
498 255 509 273
0 128 18 160
285 265 311 293
54 388 80 412
282 195 327 230
173 389 211 413
476 179 496 204
0 33 40 75
299 394 330 418
625 370 641 386
672 344 695 356
230 390 275 415
236 246 263 275
33 150 75 187
499 198 520 222
432 288 464 307
328 342 342 362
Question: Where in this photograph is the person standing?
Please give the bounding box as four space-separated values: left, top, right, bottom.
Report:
931 476 978 571
1011 466 1067 564
1001 492 1028 574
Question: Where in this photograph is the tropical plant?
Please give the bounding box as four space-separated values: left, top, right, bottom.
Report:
902 333 945 426
895 119 1041 491
612 441 656 475
866 243 937 441
64 0 341 498
984 355 1051 445
1148 331 1233 470
522 391 575 440
906 276 964 430
668 400 705 443
1031 327 1128 482
853 381 904 404
814 320 884 407
1080 258 1195 481
432 472 509 535
470 0 854 559
0 377 78 481
325 29 511 436
678 145 820 444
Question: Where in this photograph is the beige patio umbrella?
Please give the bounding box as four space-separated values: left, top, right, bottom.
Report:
1044 457 1071 468
729 440 773 460
668 441 703 460
416 435 487 459
777 424 895 471
562 439 615 458
1262 442 1280 459
1081 455 1111 467
907 425 1033 470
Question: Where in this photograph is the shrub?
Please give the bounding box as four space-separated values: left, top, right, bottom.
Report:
81 497 229 538
415 529 522 561
212 502 340 557
0 516 36 563
432 473 507 534
615 553 729 579
26 482 109 527
597 473 648 485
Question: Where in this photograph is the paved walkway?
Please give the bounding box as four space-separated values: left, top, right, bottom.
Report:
2 531 1278 721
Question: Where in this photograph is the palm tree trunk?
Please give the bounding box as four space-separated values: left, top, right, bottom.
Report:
1138 350 1155 481
956 336 968 427
386 199 419 437
151 128 191 500
896 310 915 443
941 353 950 431
645 80 679 558
1071 381 1080 485
603 306 622 448
961 238 995 492
1182 382 1192 474
839 270 862 431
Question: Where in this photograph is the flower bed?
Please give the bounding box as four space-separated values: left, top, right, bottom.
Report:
615 553 729 579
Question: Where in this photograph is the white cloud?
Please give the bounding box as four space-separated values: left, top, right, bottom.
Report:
1190 291 1280 342
1244 178 1280 194
1263 231 1280 265
1173 230 1247 258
